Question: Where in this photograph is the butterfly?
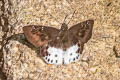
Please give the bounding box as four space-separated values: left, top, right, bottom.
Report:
23 20 94 65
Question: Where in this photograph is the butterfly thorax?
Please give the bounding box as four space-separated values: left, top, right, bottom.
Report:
60 23 68 31
49 23 78 51
58 23 68 38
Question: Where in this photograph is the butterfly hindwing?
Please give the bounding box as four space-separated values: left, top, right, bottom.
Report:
43 46 64 65
63 44 81 64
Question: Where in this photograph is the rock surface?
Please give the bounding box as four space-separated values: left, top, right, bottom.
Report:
0 0 120 80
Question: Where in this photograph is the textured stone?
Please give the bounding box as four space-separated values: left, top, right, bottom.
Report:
0 0 120 80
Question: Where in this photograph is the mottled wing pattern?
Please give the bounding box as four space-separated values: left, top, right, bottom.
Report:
23 25 59 48
63 20 94 64
23 25 62 60
69 20 94 43
23 20 94 65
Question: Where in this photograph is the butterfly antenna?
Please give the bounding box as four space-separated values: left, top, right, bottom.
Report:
67 10 77 25
63 15 68 23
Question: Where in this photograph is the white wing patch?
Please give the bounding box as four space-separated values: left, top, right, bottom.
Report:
63 44 80 65
43 47 64 65
43 44 81 65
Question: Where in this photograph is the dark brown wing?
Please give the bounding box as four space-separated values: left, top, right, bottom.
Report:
23 25 59 48
69 20 94 43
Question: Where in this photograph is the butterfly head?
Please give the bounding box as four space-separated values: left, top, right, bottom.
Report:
61 23 68 31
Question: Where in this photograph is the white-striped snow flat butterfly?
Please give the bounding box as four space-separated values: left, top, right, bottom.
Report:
23 14 94 65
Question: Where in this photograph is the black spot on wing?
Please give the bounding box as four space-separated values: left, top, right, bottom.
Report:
48 59 50 62
51 60 53 63
48 54 51 56
76 56 78 59
55 54 57 57
73 58 75 61
45 57 47 60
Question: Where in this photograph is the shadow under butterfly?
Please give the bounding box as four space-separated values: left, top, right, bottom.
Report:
23 19 94 65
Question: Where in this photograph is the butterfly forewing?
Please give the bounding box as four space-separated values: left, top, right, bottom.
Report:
23 25 59 47
69 20 94 43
